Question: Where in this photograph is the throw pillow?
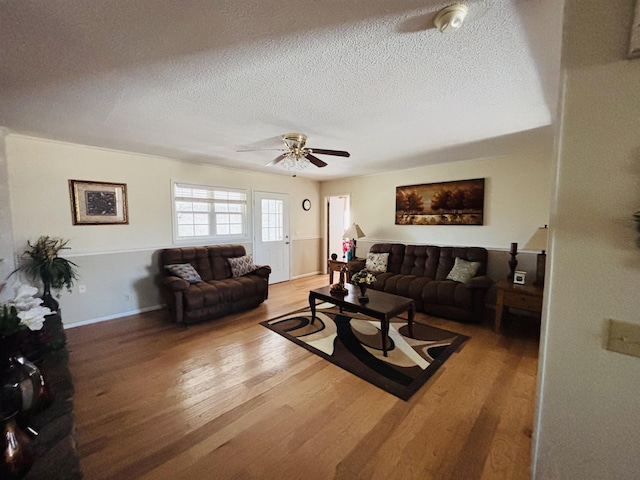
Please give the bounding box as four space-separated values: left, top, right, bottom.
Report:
446 257 481 283
365 252 389 274
164 263 202 283
228 254 257 278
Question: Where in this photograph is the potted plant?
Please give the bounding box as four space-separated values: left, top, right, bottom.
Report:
351 269 376 303
10 236 79 311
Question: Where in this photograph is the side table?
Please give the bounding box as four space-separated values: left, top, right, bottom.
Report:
494 279 543 332
328 259 350 284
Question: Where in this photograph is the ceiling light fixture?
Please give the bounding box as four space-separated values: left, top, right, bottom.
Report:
281 153 310 171
434 4 469 33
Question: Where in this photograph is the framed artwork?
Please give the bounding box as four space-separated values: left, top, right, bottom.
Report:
69 180 129 225
395 178 484 226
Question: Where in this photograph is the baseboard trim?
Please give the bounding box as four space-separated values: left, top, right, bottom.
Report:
291 271 322 280
64 305 165 329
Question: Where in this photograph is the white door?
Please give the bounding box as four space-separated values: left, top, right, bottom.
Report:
254 192 290 284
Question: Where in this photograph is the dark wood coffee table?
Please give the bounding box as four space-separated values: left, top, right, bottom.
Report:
309 284 415 357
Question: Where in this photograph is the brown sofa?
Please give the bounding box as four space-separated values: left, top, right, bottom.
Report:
348 243 493 322
160 245 271 324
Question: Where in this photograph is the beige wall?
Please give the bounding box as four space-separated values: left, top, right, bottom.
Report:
321 150 553 259
5 135 323 325
533 1 640 478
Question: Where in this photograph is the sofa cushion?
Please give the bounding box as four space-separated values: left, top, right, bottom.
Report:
228 254 257 278
368 243 405 274
164 263 202 283
445 257 481 283
365 252 389 273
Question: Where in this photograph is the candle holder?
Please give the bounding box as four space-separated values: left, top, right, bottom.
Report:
508 253 518 280
508 242 518 280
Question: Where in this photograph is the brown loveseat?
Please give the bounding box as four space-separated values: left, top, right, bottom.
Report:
348 243 493 323
160 245 271 324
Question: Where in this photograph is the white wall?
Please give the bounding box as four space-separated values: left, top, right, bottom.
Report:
5 135 322 325
321 151 553 252
533 1 640 478
0 129 16 287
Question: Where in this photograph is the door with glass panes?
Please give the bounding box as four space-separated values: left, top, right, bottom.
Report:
253 192 290 283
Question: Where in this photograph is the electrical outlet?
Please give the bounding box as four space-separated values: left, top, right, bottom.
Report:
78 285 87 294
605 319 640 358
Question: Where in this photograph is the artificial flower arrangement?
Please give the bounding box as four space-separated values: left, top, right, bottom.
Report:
0 283 52 338
342 239 355 258
351 269 376 286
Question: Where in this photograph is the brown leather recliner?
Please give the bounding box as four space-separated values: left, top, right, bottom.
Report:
348 243 493 323
160 245 271 324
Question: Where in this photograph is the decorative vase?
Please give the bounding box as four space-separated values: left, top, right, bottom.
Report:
2 356 44 417
0 416 34 479
358 284 369 303
41 283 59 312
0 341 35 478
0 334 49 419
0 369 22 422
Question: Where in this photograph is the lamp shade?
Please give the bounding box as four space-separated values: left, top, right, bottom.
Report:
343 223 366 239
524 226 549 253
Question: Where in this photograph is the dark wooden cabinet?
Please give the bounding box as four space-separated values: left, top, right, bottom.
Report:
23 315 82 479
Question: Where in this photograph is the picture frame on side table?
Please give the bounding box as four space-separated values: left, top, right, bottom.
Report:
69 179 129 225
513 271 526 285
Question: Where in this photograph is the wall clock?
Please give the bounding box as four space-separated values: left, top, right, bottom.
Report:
302 199 311 211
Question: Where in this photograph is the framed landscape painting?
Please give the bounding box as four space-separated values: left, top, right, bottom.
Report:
395 178 484 226
69 180 128 225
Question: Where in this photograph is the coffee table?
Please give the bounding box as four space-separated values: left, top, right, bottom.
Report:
309 284 415 357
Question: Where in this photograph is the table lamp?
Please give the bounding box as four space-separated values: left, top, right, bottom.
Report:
524 225 549 286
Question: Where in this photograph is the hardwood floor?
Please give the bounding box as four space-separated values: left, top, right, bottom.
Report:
66 275 539 480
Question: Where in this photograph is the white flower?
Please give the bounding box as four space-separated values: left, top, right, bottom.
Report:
5 281 52 331
13 283 39 301
17 306 50 331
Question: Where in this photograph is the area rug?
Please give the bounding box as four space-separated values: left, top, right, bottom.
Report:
260 303 469 400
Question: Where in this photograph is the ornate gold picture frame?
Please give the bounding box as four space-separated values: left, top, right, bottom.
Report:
69 180 128 225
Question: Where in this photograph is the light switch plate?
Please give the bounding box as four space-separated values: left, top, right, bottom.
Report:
606 319 640 358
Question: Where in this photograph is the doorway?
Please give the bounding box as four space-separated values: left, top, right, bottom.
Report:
253 191 290 284
327 195 350 262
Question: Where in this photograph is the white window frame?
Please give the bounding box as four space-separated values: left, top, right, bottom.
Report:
171 181 251 244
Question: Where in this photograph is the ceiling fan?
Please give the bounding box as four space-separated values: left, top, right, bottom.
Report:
239 133 350 169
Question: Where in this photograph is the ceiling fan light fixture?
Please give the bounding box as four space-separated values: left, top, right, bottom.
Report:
242 132 349 170
434 4 468 33
282 133 307 150
281 154 310 171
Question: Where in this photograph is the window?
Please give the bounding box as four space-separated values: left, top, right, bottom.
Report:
173 182 248 242
261 198 283 242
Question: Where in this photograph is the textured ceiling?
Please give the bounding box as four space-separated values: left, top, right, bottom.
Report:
0 0 563 180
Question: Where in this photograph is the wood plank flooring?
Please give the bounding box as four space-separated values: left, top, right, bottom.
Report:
65 275 539 479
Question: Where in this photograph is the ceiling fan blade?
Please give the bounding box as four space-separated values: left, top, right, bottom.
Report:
237 148 286 152
266 153 287 167
306 153 328 168
308 148 350 157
